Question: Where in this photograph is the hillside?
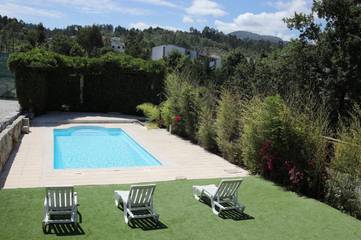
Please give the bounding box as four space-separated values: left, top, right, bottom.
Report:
229 31 283 44
0 15 283 60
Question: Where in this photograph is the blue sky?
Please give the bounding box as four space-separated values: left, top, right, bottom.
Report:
0 0 313 40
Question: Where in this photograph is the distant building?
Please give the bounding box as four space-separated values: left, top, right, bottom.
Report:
111 37 125 53
198 51 222 69
151 44 197 61
151 44 222 69
208 54 222 69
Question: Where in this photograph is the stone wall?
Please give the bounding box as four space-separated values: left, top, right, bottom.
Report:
0 115 24 172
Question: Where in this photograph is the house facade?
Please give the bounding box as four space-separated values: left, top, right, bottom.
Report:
151 44 221 69
151 44 197 61
111 37 125 53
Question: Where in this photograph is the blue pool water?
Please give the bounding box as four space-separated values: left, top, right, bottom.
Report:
54 126 161 169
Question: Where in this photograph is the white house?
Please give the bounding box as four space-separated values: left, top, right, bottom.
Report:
111 37 125 53
151 44 197 60
208 54 222 69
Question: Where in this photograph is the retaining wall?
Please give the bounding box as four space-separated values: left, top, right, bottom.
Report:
0 115 24 172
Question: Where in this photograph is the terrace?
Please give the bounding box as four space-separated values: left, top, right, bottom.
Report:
0 112 360 240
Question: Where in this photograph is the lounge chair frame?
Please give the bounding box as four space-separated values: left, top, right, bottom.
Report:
114 184 159 224
193 179 245 215
42 186 78 231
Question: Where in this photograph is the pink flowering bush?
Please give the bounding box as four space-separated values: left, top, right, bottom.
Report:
241 95 328 196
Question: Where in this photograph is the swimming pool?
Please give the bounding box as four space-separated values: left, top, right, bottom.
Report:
54 126 161 169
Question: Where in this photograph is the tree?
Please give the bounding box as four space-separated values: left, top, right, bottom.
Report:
125 29 148 59
50 33 77 55
285 0 361 122
76 25 104 56
36 23 46 45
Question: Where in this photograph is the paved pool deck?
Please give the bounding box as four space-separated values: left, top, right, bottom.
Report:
0 113 248 189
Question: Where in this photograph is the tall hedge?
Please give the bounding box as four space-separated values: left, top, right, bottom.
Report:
8 49 165 115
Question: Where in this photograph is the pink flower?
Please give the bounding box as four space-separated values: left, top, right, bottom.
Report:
175 115 182 123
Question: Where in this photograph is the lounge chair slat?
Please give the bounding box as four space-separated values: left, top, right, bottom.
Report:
114 184 158 225
193 179 245 216
43 186 78 229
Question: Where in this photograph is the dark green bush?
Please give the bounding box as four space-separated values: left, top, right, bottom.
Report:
8 49 165 115
241 95 328 195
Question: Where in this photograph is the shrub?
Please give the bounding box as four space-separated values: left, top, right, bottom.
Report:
326 105 361 218
160 99 173 128
8 49 165 115
241 95 328 195
332 105 361 177
197 104 217 151
215 90 241 162
325 171 361 219
160 73 201 140
136 103 160 125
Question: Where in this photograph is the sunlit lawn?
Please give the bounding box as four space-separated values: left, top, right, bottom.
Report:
0 176 360 240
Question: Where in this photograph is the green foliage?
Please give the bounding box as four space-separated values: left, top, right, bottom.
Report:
215 90 241 162
325 171 361 219
8 49 165 115
160 73 201 140
196 104 217 151
160 99 173 128
76 25 104 56
136 103 161 124
241 95 328 195
125 29 148 59
164 51 188 72
332 105 361 177
325 105 361 218
221 48 255 95
284 0 361 122
50 33 85 56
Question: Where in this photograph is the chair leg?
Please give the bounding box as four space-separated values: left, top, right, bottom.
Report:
114 192 120 207
211 200 221 216
42 222 49 234
193 188 202 201
124 206 130 224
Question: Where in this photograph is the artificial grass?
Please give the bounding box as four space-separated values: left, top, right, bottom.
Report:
0 176 360 240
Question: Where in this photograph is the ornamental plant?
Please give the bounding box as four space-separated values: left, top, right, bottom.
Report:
241 95 328 196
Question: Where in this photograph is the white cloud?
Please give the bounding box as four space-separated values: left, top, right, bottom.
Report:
182 15 194 23
215 0 311 40
129 22 181 32
49 0 149 15
133 0 178 8
0 2 63 18
186 0 226 17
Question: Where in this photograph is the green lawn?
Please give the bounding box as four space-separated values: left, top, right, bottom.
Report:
0 176 360 240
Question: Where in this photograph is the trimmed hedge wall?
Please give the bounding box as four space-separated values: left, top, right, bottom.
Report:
8 49 165 115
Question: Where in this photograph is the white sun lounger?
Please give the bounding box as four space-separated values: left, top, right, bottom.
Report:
42 186 78 231
193 179 245 215
114 184 159 224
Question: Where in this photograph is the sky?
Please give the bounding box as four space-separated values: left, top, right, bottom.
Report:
0 0 313 40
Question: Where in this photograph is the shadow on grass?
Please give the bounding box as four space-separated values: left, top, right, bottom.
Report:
45 223 85 236
219 210 254 221
44 211 84 236
117 205 167 231
199 196 255 221
129 218 168 231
